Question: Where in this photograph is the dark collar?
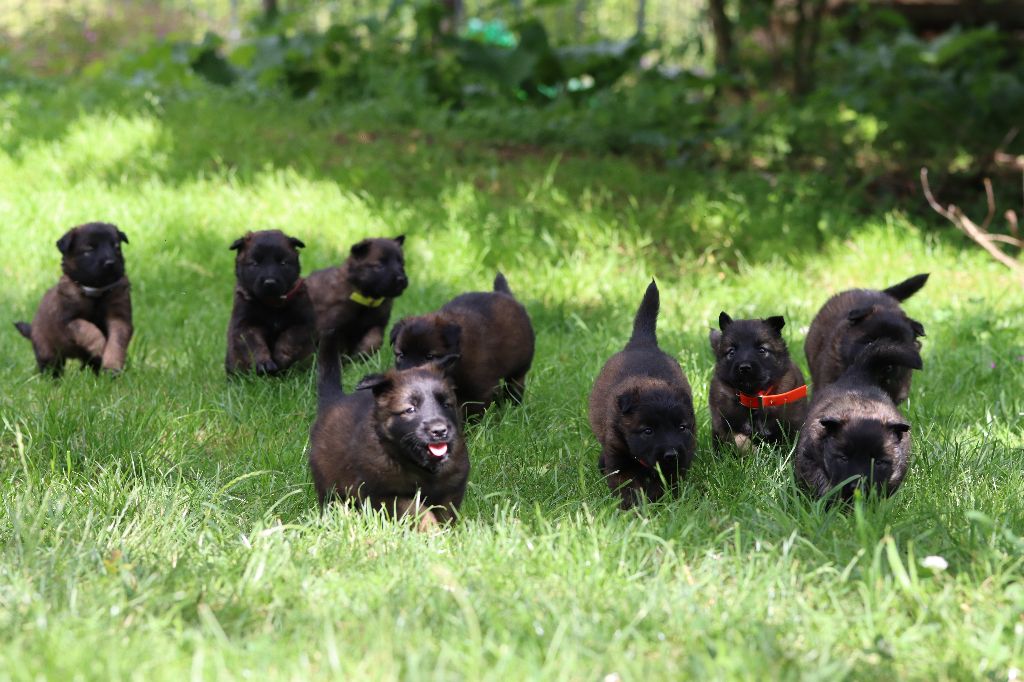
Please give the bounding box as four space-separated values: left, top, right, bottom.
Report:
242 278 306 307
76 279 125 299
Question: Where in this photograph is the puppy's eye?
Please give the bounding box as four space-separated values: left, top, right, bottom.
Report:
758 347 769 355
425 353 435 360
403 406 416 415
726 348 736 359
642 427 653 436
679 424 689 432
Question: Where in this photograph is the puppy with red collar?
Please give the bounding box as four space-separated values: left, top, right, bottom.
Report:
708 312 808 452
15 222 133 376
225 230 315 376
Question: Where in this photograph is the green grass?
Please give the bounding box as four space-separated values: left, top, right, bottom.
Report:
1 79 1023 680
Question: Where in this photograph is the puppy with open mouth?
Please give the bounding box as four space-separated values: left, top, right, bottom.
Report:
225 230 316 376
588 281 696 509
708 313 807 451
390 272 534 417
305 235 408 359
308 331 470 528
15 222 133 376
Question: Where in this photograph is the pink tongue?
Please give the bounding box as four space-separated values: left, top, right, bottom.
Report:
428 443 448 459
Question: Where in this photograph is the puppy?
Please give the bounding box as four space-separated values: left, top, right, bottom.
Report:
588 281 696 509
14 222 132 376
805 273 928 404
390 273 534 417
225 230 316 375
305 236 408 358
308 331 470 528
708 313 807 451
795 340 921 502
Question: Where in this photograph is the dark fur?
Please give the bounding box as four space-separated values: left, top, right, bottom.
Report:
225 230 316 375
805 273 928 404
308 331 469 528
305 236 408 358
390 273 535 417
14 222 133 376
708 313 807 450
588 281 696 509
795 341 920 501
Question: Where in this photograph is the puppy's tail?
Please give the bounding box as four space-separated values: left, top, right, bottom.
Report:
493 272 513 296
316 332 345 409
850 340 923 377
882 273 929 302
626 279 660 349
14 322 31 339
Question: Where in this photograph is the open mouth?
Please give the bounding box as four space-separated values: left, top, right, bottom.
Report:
427 442 449 460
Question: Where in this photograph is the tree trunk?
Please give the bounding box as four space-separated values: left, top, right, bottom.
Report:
708 0 736 75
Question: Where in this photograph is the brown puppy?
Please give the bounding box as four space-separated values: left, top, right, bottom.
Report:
225 230 316 375
14 222 132 376
390 273 534 417
308 331 469 528
305 236 408 358
708 313 807 451
805 273 927 404
588 281 696 509
795 341 921 502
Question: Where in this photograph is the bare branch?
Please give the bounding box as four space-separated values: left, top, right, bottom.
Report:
981 177 996 231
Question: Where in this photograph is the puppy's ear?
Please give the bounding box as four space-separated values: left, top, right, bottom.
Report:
616 390 639 415
847 307 873 324
718 312 733 331
819 417 844 435
389 319 406 348
116 229 129 244
889 421 911 440
393 235 405 246
56 228 77 255
288 237 305 250
440 322 461 353
355 373 394 396
350 239 371 259
764 315 785 334
709 328 722 353
229 235 248 251
909 317 925 337
432 354 460 375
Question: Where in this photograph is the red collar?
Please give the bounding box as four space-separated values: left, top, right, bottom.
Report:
253 277 305 307
737 384 807 409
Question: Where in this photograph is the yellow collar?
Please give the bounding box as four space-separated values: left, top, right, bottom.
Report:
350 290 386 308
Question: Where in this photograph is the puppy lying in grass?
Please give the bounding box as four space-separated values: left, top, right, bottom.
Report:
588 281 696 509
15 222 133 376
708 313 807 451
305 236 408 359
795 340 922 502
308 332 470 529
225 230 316 376
805 273 928 404
390 273 534 417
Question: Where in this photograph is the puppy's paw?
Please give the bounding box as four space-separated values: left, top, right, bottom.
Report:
255 359 279 375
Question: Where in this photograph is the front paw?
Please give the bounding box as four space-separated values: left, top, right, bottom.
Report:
255 359 279 375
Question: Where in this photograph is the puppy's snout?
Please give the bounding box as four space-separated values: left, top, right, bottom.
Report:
428 423 449 441
738 363 753 375
396 273 408 285
663 447 679 459
262 277 279 287
102 258 117 269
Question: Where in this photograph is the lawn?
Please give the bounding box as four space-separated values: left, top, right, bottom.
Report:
1 78 1022 680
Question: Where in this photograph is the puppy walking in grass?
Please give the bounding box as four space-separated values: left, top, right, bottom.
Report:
15 222 133 376
805 273 928 404
308 331 470 529
795 340 922 501
305 236 408 359
390 273 534 417
708 313 807 451
225 230 316 376
588 281 696 509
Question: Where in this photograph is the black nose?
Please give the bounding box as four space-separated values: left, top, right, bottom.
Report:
738 363 752 374
397 274 408 285
263 277 278 287
429 425 448 441
663 448 679 458
103 258 116 268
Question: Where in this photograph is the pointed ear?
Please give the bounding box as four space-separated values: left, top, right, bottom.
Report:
909 318 925 337
116 229 129 244
393 235 405 246
847 307 873 324
229 235 247 251
288 237 305 250
616 390 638 415
889 421 911 436
432 353 460 375
764 315 785 334
440 322 461 353
819 417 844 434
709 328 722 353
389 319 406 348
355 373 393 395
350 240 371 259
718 312 733 331
56 228 77 255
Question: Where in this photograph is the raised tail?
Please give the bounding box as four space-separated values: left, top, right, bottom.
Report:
493 272 513 295
626 279 660 349
850 340 923 377
14 322 31 339
316 332 345 409
882 273 929 302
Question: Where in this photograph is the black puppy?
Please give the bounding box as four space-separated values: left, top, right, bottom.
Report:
15 222 133 376
795 341 921 502
805 273 927 404
588 281 696 509
708 313 807 451
225 230 316 375
308 331 470 529
305 236 408 358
